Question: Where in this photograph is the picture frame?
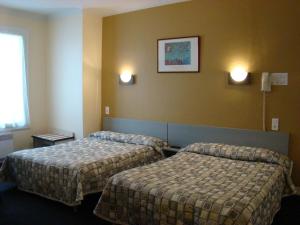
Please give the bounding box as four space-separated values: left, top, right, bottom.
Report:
157 36 200 73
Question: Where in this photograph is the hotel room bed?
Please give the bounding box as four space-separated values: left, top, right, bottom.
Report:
94 142 296 225
0 131 165 206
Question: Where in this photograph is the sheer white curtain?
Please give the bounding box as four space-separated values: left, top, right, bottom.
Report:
0 32 29 130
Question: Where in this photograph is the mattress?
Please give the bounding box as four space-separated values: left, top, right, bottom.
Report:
94 143 296 225
0 131 165 206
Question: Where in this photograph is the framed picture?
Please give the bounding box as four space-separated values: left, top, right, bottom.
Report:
157 36 200 73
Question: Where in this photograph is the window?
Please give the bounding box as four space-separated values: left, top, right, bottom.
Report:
0 31 29 130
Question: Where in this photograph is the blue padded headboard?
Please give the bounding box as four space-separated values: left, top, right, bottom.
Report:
102 117 289 155
103 117 168 141
168 123 289 155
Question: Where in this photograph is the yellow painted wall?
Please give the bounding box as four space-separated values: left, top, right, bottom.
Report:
102 0 300 184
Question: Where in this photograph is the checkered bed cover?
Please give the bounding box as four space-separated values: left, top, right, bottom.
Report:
94 143 296 225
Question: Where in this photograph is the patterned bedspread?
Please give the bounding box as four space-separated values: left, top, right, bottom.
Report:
94 143 296 225
0 132 165 206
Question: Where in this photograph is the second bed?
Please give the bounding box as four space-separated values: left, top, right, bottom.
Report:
94 142 296 225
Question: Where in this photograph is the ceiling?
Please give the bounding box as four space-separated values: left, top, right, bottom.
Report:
0 0 189 16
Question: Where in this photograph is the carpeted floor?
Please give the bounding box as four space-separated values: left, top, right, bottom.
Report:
0 183 109 225
0 183 300 225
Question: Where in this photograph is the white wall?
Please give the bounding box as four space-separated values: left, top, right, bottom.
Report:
0 7 48 150
47 11 84 139
83 9 103 136
0 7 102 149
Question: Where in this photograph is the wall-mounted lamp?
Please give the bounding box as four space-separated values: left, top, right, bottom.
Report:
228 67 250 85
119 71 135 85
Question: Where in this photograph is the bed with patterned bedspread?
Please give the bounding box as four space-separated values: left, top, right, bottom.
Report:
94 143 296 225
0 131 165 206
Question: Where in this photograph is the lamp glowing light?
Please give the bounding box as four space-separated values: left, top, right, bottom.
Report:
119 71 135 85
230 67 248 82
120 71 132 83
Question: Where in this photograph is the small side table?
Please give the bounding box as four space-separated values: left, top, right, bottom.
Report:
32 133 74 148
163 147 181 157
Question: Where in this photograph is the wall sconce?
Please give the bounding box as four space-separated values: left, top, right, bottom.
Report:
228 67 250 85
119 71 135 85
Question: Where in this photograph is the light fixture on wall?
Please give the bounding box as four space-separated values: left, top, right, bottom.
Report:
119 71 135 85
228 67 250 85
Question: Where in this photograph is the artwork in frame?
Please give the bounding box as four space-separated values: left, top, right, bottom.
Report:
157 36 200 73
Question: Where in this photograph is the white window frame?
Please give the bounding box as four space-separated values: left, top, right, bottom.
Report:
0 27 30 132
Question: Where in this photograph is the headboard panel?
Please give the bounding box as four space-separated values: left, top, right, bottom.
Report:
168 123 289 155
102 117 289 155
103 117 168 141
